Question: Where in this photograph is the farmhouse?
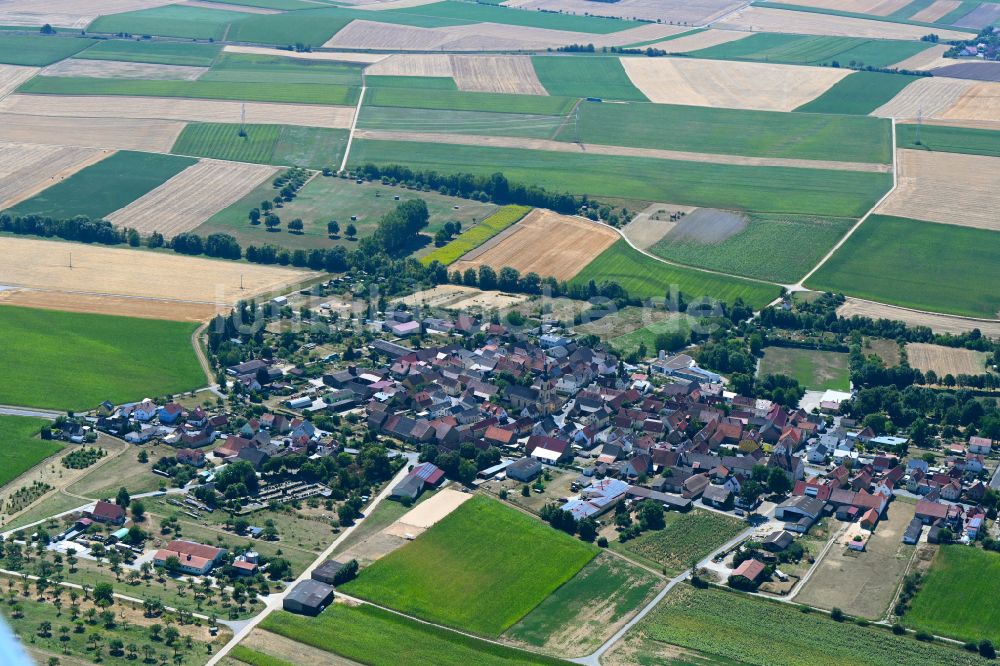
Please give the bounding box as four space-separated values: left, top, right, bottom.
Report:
775 496 825 533
283 579 334 616
89 500 125 525
732 558 766 584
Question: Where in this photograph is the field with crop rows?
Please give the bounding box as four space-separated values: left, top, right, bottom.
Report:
532 56 647 101
365 87 576 115
201 52 364 86
340 495 597 636
797 71 920 114
807 215 1000 318
76 40 222 67
896 123 1000 157
422 205 531 265
691 33 931 67
0 416 62 489
87 5 249 40
613 510 745 574
0 35 91 66
172 123 348 169
358 106 564 139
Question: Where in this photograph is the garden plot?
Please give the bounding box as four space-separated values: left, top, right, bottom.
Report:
40 59 207 81
911 0 962 21
504 0 744 24
906 342 991 376
837 298 1000 336
365 53 453 77
939 81 1000 122
0 142 111 210
891 43 952 71
715 6 972 40
223 45 387 63
0 64 37 100
0 0 171 28
620 57 849 111
870 76 975 118
0 113 184 152
0 94 354 128
383 488 471 539
450 56 546 95
105 159 278 237
451 209 619 282
875 149 1000 231
650 29 752 52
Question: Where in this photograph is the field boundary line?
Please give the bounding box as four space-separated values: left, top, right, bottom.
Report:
795 118 898 288
340 78 367 173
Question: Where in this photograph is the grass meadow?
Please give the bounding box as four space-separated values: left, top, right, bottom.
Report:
262 604 568 666
201 52 364 86
613 510 745 575
691 33 931 68
649 213 856 284
76 39 222 67
365 87 576 115
358 106 565 139
907 546 1000 645
571 241 779 308
172 123 348 169
896 123 1000 157
366 75 458 90
759 347 851 391
561 101 892 163
796 71 920 115
339 495 597 636
0 306 203 411
531 56 648 101
20 76 359 106
0 35 91 66
8 150 195 220
806 215 1000 318
421 205 531 265
0 416 62 489
349 140 892 217
87 5 249 40
395 1 638 33
229 647 296 666
622 585 990 666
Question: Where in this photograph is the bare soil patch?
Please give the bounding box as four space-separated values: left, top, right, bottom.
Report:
912 0 961 21
864 338 902 366
837 297 1000 336
651 29 752 52
871 76 974 119
875 149 1000 231
505 0 744 24
365 53 453 77
622 203 698 250
0 94 354 129
241 629 360 666
619 57 848 111
223 45 386 63
0 64 38 101
939 80 1000 121
0 113 185 152
106 158 278 237
450 55 547 95
0 142 112 209
716 5 972 39
41 58 207 81
906 342 991 376
451 208 619 281
891 43 951 71
664 208 747 243
383 487 470 538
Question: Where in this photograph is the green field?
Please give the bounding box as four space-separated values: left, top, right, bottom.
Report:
907 546 1000 645
421 205 531 265
172 123 348 169
8 150 195 220
505 553 661 654
759 347 850 391
359 106 564 139
366 87 577 115
262 605 568 666
0 34 91 66
350 140 892 217
622 585 990 666
690 33 931 68
753 1 977 31
0 306 203 411
572 241 779 308
87 4 249 40
392 1 637 32
532 56 647 101
76 39 221 66
610 315 694 356
0 416 62 489
196 175 496 252
560 101 891 163
230 646 296 666
807 215 1000 318
199 0 318 8
613 510 745 575
796 71 920 114
897 123 1000 157
340 495 597 636
649 213 856 283
20 76 359 106
366 75 458 90
201 52 365 85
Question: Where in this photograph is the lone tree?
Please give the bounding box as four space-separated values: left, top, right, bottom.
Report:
327 220 339 237
115 487 130 508
288 219 304 234
345 223 357 239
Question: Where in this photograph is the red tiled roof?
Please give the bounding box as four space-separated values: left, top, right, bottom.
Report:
733 558 765 581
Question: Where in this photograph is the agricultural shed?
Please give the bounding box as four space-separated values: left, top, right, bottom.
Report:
283 579 334 616
312 559 347 585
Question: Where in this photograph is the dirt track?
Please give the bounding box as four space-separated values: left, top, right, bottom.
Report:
837 298 1000 336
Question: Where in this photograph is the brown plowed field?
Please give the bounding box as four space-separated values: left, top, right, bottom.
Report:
451 208 619 281
0 142 112 209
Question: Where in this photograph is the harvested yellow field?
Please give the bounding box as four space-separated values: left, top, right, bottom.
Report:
41 59 207 81
451 208 619 282
620 57 848 111
0 65 37 101
715 6 972 40
450 56 546 95
0 289 218 322
0 94 354 129
891 43 952 71
779 0 910 15
222 45 387 64
105 159 278 237
365 54 453 77
0 0 170 28
939 81 1000 122
838 298 1000 336
0 142 112 209
0 236 313 314
393 284 528 311
870 76 974 118
383 488 471 539
651 29 753 53
911 0 962 22
0 113 185 151
906 343 991 377
875 150 1000 231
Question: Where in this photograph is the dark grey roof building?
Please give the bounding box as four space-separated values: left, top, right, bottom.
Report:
283 579 334 616
312 560 347 585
